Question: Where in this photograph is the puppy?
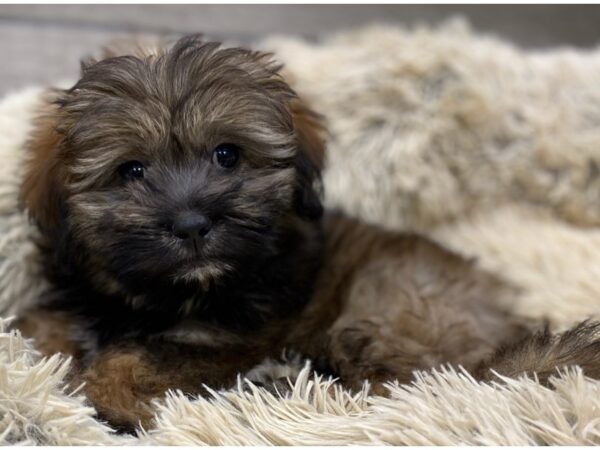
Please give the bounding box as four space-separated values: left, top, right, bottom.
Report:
16 35 600 431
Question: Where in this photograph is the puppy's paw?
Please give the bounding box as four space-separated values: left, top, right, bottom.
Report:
242 350 307 396
81 346 163 432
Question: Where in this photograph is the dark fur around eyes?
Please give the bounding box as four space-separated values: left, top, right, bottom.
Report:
21 35 327 332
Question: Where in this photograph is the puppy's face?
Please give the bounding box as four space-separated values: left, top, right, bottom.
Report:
23 37 324 296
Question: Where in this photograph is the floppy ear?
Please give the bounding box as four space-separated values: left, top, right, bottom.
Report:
20 102 68 237
291 98 326 220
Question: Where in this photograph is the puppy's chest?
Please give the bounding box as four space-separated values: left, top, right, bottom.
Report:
71 281 307 349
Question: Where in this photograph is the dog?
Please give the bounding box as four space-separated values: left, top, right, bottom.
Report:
15 35 600 431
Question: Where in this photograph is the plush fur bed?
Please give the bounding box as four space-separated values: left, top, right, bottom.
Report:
2 20 600 445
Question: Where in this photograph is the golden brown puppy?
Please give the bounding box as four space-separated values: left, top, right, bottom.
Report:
16 35 600 431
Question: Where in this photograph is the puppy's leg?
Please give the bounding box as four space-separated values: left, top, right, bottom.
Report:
322 240 531 393
80 341 268 431
16 309 270 431
79 344 170 431
475 321 600 384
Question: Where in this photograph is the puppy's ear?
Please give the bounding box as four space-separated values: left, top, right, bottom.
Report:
20 102 68 236
291 99 326 220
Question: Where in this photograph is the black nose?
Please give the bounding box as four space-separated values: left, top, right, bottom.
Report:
172 212 212 240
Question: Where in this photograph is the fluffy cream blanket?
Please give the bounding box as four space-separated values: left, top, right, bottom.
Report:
2 20 600 445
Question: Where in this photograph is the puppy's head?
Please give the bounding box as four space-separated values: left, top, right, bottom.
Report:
22 36 325 298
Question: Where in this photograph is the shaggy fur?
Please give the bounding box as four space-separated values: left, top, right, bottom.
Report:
3 21 595 443
264 20 600 232
4 318 600 446
14 33 600 432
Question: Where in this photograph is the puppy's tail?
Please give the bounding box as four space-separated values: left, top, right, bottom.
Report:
474 321 600 384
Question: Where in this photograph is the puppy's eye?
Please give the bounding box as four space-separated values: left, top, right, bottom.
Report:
118 161 145 181
212 144 240 169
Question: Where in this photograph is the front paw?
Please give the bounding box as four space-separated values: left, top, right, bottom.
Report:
242 350 307 396
81 346 161 431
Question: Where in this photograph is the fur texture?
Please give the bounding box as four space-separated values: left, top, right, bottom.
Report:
15 32 600 431
16 35 331 429
1 21 600 444
21 36 325 325
264 19 600 231
4 317 600 445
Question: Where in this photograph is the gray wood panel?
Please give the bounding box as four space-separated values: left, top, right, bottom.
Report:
2 4 600 45
1 5 599 96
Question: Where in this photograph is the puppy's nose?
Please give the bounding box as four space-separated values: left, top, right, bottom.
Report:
172 212 212 240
